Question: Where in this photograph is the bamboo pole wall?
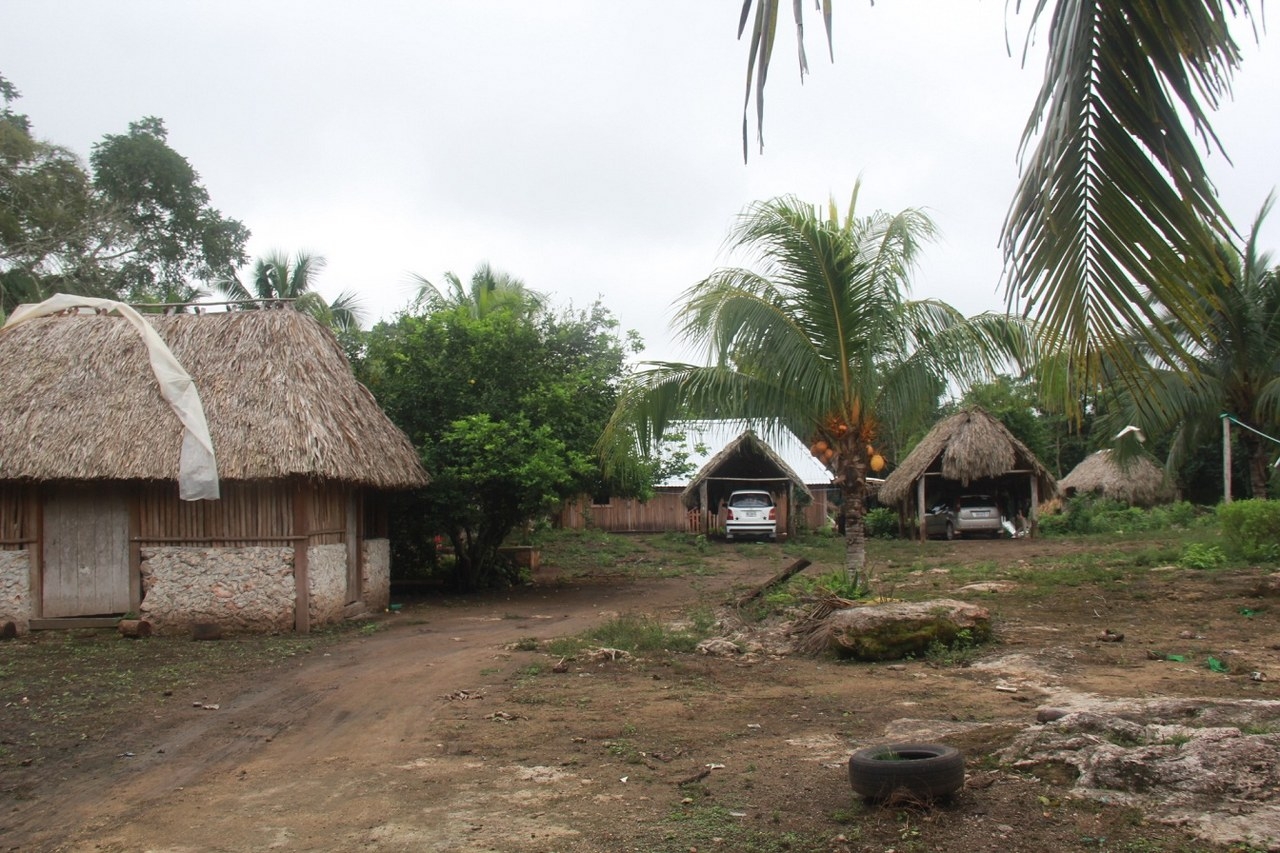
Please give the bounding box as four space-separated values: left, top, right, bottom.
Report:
136 481 300 546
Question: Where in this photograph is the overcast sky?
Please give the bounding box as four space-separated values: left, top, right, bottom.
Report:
4 2 1277 363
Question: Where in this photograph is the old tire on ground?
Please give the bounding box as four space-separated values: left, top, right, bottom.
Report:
848 743 964 802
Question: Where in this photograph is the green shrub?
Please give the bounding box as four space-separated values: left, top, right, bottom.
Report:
1178 542 1226 570
1217 500 1280 563
1047 496 1203 536
1162 501 1199 528
862 507 899 540
1037 512 1070 536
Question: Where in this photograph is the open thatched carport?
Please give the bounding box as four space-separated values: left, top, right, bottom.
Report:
681 430 814 537
878 407 1057 539
1059 450 1176 506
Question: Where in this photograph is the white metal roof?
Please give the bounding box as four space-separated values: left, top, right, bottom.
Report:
657 422 834 487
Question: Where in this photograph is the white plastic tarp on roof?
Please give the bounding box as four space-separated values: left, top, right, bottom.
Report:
3 294 220 501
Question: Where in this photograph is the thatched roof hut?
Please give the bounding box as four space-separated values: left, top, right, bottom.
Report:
1059 450 1176 506
879 407 1057 538
0 307 426 488
0 304 426 635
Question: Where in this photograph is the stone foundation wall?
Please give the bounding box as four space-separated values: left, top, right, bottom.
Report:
140 546 295 634
307 544 348 626
362 539 390 611
0 550 31 634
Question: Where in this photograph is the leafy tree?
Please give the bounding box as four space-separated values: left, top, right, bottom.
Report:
0 75 110 313
219 250 366 331
359 285 639 589
1104 196 1280 499
423 414 575 590
736 2 1259 397
0 78 248 308
602 191 1037 587
89 117 249 302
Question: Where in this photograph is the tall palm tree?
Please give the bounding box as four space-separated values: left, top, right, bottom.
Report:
220 250 366 331
602 191 1038 587
1105 195 1280 498
737 1 1258 399
409 262 546 321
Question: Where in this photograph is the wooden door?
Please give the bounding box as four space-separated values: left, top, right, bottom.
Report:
42 485 131 617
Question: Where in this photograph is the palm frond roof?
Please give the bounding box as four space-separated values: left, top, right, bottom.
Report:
0 307 428 488
878 407 1056 506
1059 450 1175 507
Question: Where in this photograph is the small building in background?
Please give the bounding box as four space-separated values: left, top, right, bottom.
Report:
558 423 835 536
1059 449 1177 507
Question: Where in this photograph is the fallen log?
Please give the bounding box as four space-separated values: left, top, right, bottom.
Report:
118 619 152 639
734 558 811 607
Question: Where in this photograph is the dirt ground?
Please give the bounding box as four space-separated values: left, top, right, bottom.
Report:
2 535 1278 853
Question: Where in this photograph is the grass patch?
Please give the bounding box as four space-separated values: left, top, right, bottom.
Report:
586 612 710 654
654 803 829 853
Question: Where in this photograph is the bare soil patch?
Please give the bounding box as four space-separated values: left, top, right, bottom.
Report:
2 534 1277 852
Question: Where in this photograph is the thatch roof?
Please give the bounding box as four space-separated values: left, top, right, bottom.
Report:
1059 449 1176 506
0 307 428 488
878 407 1057 506
681 430 814 508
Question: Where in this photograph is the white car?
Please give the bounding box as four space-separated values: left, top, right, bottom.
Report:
724 490 777 541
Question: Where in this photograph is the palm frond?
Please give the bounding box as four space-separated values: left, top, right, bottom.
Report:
1004 0 1256 389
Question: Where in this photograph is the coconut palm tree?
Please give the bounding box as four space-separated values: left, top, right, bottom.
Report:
1104 195 1280 498
408 262 546 321
220 250 366 332
601 190 1039 588
738 1 1259 395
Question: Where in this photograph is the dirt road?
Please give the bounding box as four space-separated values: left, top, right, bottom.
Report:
5 540 1278 852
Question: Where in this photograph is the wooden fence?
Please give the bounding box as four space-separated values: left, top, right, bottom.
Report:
557 486 835 535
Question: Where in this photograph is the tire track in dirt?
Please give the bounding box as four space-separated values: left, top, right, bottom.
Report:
11 561 765 851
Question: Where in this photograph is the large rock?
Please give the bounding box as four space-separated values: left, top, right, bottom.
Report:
824 598 991 661
1001 701 1280 850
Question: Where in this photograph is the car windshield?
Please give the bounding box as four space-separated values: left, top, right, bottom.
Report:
729 493 772 508
959 496 994 508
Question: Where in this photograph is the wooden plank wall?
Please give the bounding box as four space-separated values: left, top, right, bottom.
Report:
559 487 835 535
0 485 32 550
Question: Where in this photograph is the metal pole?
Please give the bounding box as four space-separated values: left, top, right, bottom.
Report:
1222 414 1232 504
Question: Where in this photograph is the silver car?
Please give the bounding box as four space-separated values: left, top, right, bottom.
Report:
925 494 1003 539
724 489 777 541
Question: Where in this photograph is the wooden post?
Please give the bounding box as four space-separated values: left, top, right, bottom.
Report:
345 489 360 604
1029 475 1040 538
128 495 142 611
916 474 927 542
29 489 43 619
1222 414 1232 504
700 480 710 535
293 484 311 634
